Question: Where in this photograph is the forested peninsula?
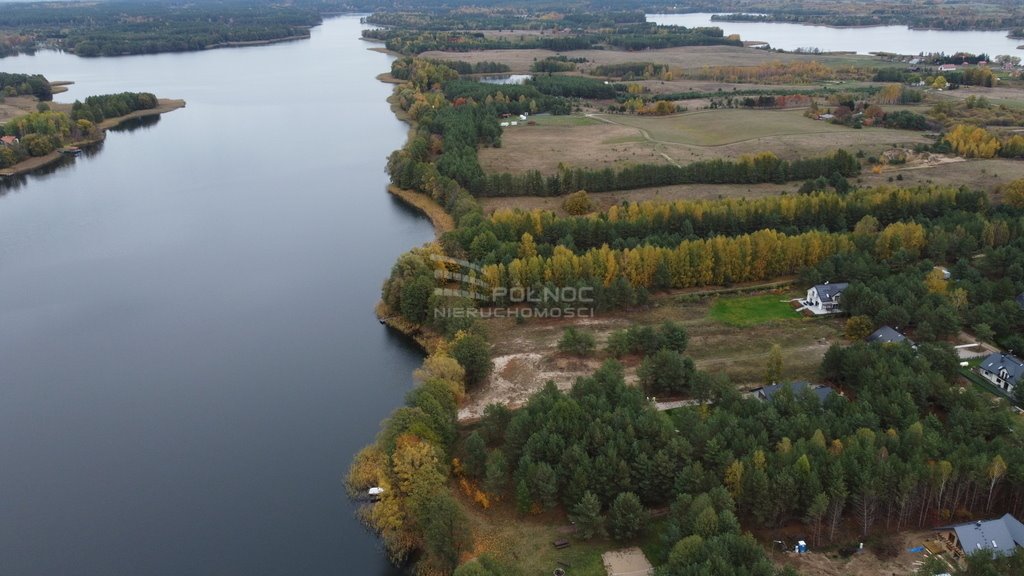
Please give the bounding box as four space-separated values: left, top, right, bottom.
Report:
0 74 183 177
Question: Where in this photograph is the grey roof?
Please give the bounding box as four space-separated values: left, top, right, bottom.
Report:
757 381 835 404
952 513 1024 557
813 282 849 302
867 326 911 345
1016 293 1024 309
979 352 1024 387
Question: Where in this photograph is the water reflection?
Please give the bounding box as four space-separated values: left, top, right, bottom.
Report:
0 16 434 576
480 74 531 85
107 114 161 133
0 140 105 194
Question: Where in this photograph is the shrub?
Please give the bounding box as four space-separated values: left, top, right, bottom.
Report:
562 190 594 215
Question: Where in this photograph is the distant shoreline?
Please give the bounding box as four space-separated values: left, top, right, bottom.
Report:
0 98 185 178
204 33 311 50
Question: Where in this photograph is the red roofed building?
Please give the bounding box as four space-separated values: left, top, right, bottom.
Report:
0 135 19 146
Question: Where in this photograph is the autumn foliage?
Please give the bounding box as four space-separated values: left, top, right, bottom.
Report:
682 61 870 84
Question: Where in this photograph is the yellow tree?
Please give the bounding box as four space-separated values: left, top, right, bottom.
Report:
987 455 1007 511
1002 179 1024 209
518 232 537 259
724 460 745 500
924 268 948 294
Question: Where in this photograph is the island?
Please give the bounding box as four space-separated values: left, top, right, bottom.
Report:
349 4 1024 576
0 73 184 177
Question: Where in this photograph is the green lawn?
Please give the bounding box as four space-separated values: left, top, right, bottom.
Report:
529 114 601 127
708 294 800 327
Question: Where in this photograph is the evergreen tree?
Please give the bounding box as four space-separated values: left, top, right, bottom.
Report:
570 491 605 539
607 492 646 540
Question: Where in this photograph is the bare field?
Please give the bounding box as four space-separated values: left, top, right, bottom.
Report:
483 121 668 174
932 84 1024 108
777 531 943 576
0 95 55 122
860 157 1024 195
480 108 931 175
420 46 891 74
459 290 842 421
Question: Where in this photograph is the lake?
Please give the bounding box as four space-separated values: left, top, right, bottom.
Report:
0 15 430 576
649 13 1024 56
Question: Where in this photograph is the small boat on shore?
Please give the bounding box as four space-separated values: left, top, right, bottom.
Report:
58 146 82 156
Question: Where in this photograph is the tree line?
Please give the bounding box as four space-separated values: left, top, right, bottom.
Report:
476 150 861 197
0 72 51 100
943 124 1024 159
426 59 510 76
70 92 158 124
709 3 1024 32
362 22 741 55
478 186 986 252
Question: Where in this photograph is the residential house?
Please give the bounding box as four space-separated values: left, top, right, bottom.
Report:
1016 293 1024 310
978 352 1024 395
936 513 1024 558
0 135 18 146
753 381 835 404
866 326 913 346
801 282 848 315
938 64 958 72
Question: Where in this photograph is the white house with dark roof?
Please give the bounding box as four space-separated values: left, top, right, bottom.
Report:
937 513 1024 558
800 282 848 315
978 352 1024 395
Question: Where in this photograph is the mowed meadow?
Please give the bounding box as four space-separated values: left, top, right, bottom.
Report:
479 108 931 176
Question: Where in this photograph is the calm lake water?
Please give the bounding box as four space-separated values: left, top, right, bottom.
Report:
649 13 1024 56
0 15 430 576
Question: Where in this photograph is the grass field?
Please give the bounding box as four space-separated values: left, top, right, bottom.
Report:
709 294 801 326
479 107 932 176
459 493 608 576
527 114 601 127
598 109 852 147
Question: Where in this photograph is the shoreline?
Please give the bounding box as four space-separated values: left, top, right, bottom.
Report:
387 184 454 237
707 14 1018 34
204 33 311 50
372 60 452 351
0 98 186 178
